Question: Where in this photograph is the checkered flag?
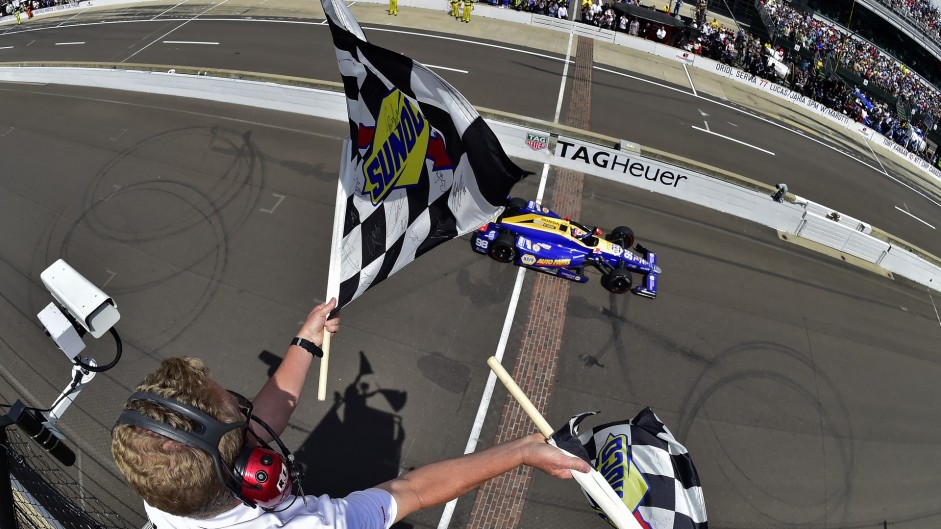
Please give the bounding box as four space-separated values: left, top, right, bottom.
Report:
553 408 708 529
321 0 528 310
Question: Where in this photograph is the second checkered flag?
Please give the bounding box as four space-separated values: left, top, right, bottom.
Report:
552 408 708 529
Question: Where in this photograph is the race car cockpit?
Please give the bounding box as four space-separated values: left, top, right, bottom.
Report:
570 222 601 247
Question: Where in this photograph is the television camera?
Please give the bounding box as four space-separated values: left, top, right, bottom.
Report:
1 260 122 467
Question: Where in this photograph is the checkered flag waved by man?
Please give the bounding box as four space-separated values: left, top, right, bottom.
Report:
321 0 529 311
552 408 708 529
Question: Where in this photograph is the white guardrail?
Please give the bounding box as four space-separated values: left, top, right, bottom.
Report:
0 66 937 293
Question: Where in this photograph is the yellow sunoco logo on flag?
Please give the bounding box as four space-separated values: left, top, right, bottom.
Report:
597 433 649 513
363 90 429 205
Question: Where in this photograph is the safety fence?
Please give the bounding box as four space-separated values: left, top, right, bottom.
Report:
0 426 135 529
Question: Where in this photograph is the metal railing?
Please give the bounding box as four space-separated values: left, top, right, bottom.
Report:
1 416 136 529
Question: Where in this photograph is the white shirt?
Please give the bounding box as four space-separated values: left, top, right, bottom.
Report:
144 490 397 529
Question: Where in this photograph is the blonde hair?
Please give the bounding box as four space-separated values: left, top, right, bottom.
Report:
111 357 245 518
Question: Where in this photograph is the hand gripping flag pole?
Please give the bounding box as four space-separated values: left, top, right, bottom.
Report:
486 357 642 529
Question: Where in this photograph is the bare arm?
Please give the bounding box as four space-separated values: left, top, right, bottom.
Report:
250 298 340 441
377 433 590 521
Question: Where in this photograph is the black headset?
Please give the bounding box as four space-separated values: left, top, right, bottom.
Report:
115 391 303 510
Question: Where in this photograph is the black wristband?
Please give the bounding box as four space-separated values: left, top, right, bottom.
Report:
290 336 323 358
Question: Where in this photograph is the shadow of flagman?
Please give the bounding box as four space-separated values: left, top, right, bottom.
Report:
287 351 411 526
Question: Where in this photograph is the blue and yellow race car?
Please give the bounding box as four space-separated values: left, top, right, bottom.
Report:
470 198 660 298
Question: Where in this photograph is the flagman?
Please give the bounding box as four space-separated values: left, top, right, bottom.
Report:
111 299 590 529
462 0 474 22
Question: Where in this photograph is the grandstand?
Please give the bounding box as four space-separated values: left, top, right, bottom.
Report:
746 0 941 145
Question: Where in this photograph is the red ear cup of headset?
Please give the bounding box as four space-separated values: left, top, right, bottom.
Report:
117 390 303 510
234 446 293 509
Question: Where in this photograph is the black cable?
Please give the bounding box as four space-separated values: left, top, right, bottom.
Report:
73 327 122 373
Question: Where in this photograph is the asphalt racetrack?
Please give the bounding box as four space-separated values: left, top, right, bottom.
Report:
1 4 940 529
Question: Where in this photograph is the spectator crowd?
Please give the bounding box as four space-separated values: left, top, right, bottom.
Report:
575 0 937 159
881 0 941 44
2 0 70 16
761 0 939 154
576 0 707 37
492 0 572 18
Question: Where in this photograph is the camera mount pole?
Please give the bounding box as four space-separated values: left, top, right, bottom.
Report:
43 362 97 435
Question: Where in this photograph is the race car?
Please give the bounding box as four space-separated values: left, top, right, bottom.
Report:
470 198 660 298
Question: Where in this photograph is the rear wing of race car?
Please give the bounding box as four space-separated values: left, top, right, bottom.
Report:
632 245 658 299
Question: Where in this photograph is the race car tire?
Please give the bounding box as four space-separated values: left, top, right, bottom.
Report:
607 226 635 249
488 232 517 263
601 267 632 294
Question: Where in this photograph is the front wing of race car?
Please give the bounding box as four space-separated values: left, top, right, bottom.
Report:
630 248 658 299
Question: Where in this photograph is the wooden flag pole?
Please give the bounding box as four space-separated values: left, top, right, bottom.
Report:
486 357 552 435
318 139 351 401
486 357 642 529
318 331 333 401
